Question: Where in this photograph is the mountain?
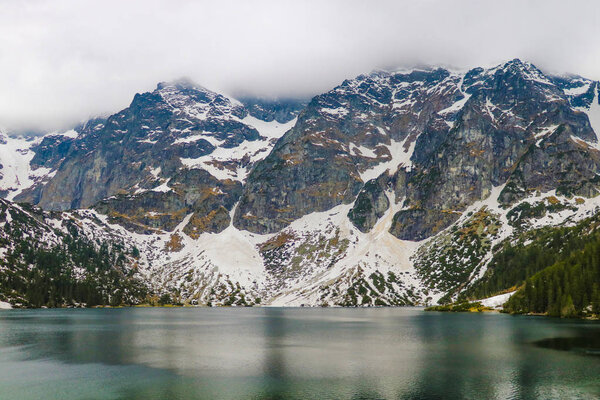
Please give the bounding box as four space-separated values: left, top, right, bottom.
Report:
15 80 298 236
236 60 599 237
1 59 600 312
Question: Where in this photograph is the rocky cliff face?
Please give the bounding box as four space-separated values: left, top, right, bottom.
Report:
234 68 464 233
392 60 600 239
2 59 600 307
236 60 600 241
15 80 296 235
238 97 308 123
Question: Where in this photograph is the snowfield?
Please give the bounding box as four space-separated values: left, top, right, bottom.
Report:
478 291 516 310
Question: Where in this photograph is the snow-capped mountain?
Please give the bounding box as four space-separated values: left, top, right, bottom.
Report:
2 59 600 308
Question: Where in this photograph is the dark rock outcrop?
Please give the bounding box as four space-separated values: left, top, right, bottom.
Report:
348 175 390 232
238 97 308 123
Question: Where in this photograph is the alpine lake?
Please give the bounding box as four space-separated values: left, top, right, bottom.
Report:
0 307 598 399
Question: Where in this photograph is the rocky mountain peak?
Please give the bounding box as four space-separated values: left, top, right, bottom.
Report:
235 59 600 239
155 79 247 121
11 79 298 241
234 66 467 234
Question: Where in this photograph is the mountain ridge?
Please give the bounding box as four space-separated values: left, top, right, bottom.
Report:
1 59 600 309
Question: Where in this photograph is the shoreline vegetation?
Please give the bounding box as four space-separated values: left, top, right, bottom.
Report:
425 301 495 313
1 300 599 320
425 300 600 320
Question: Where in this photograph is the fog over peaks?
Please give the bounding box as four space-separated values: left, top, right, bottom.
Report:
1 0 599 133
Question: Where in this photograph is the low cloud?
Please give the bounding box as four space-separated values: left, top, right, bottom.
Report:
1 0 599 133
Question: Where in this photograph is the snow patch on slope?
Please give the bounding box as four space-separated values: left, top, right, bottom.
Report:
0 134 49 200
479 291 515 309
359 137 416 181
438 74 471 122
181 117 295 182
268 192 423 306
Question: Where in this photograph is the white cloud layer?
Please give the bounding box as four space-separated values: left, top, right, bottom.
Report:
1 0 599 132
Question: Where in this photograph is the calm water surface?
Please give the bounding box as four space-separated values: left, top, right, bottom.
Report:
0 307 599 399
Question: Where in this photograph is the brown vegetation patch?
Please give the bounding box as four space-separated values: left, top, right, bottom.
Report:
259 231 296 252
165 233 184 252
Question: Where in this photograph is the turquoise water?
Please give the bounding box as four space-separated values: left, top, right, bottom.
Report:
0 307 598 399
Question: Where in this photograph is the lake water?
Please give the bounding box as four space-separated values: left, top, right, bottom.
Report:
0 307 598 400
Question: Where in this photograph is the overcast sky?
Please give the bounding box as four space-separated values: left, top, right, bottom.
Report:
1 0 599 133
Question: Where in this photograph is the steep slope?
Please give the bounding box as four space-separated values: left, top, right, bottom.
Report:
451 209 600 318
414 72 600 304
392 60 599 239
235 60 600 241
503 233 600 318
0 198 147 307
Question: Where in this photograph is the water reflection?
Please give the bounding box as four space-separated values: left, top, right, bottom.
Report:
399 312 498 399
0 308 599 400
534 334 600 355
263 307 286 380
